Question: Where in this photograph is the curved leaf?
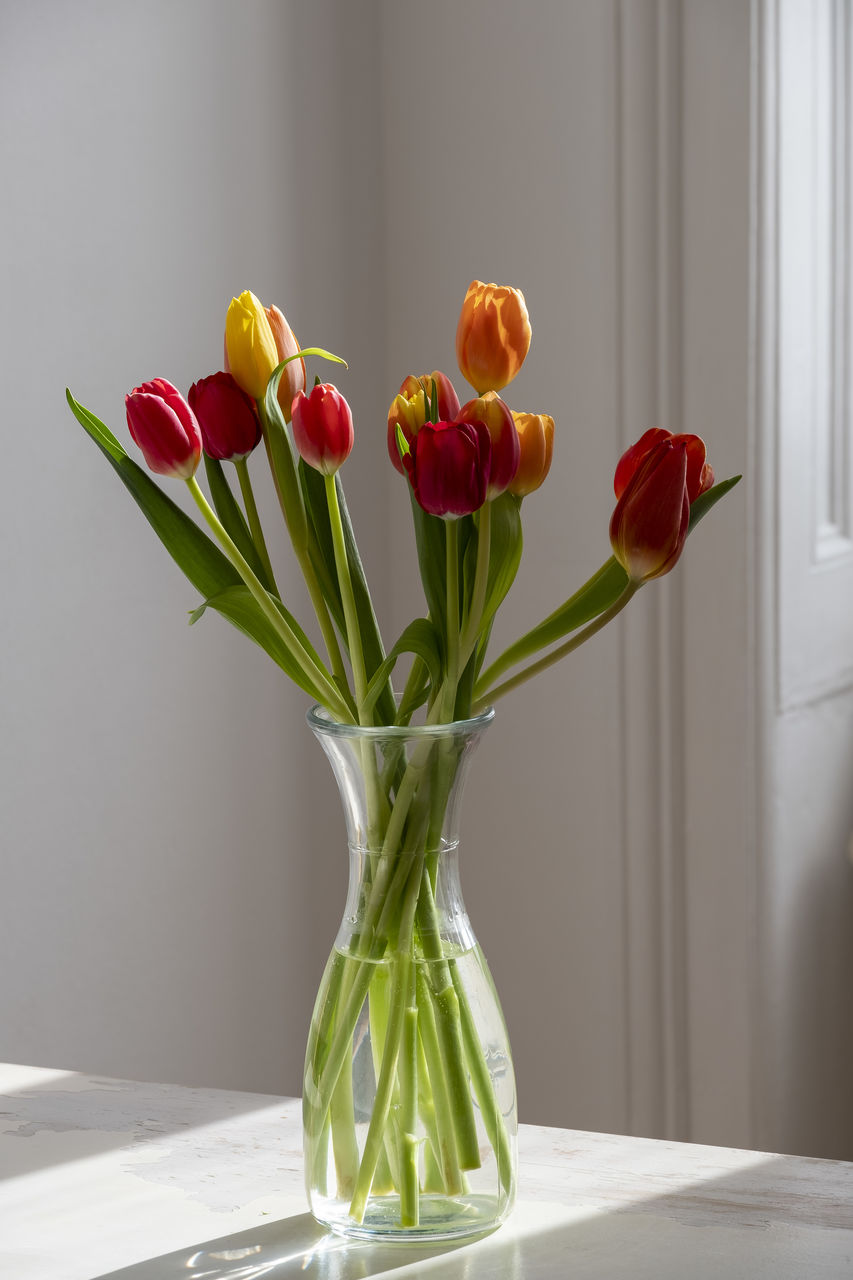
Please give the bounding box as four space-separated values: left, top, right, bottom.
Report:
67 389 241 600
363 619 443 716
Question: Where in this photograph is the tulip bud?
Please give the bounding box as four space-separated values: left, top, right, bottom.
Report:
457 391 520 499
224 291 279 400
188 371 261 462
265 304 306 424
609 438 690 582
291 383 354 475
403 419 491 519
125 378 202 480
508 411 555 496
387 371 461 475
614 427 713 503
456 280 532 394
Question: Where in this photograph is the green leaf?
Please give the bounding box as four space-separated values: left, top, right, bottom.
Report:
479 493 524 636
190 585 327 700
409 494 448 636
688 474 742 531
67 389 241 600
203 455 272 591
363 619 443 716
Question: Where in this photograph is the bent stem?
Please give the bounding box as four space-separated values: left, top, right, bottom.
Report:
473 583 639 711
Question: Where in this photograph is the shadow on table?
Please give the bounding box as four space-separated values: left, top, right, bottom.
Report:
94 1212 476 1279
92 1154 853 1280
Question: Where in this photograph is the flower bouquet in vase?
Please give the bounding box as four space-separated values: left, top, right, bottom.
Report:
67 281 738 1241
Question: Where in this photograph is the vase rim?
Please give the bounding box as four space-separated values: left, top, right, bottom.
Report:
307 703 495 739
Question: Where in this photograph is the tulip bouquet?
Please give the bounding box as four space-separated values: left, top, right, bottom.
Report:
67 281 737 1238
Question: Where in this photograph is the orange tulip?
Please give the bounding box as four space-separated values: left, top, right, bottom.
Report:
455 280 532 394
457 391 520 498
508 411 555 496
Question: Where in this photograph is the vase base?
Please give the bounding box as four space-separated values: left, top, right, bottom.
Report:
311 1191 510 1242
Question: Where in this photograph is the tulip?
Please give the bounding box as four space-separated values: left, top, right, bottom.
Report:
456 280 532 394
399 371 461 421
508 411 555 496
125 378 202 480
291 383 354 475
609 437 690 582
457 391 519 499
265 304 306 423
224 291 279 400
188 371 261 461
614 427 713 503
403 419 491 518
387 371 461 474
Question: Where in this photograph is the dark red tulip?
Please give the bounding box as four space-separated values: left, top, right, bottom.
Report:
403 419 491 518
188 371 261 461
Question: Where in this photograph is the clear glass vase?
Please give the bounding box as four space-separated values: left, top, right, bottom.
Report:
302 705 517 1241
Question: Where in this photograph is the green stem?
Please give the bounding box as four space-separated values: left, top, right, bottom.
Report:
185 477 351 721
473 583 639 712
458 501 491 668
416 966 464 1194
233 456 278 595
349 853 424 1224
450 955 514 1193
325 472 369 718
443 520 461 720
398 962 419 1225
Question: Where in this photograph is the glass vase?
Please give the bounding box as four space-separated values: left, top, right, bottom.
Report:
302 705 517 1241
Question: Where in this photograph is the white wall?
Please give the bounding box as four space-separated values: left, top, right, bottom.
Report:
0 0 388 1095
3 0 852 1162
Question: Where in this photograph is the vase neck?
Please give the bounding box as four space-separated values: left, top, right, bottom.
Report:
308 713 493 856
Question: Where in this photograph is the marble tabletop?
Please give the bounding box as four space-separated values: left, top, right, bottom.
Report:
1 1062 851 1279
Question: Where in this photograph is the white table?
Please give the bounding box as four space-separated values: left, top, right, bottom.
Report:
1 1063 851 1279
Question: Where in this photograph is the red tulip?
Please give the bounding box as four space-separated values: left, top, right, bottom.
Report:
387 371 460 474
188 371 261 461
125 378 202 480
615 428 713 503
291 383 354 475
457 391 519 498
609 437 691 582
402 419 491 518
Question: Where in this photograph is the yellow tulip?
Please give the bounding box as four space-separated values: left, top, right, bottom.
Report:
224 291 279 401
